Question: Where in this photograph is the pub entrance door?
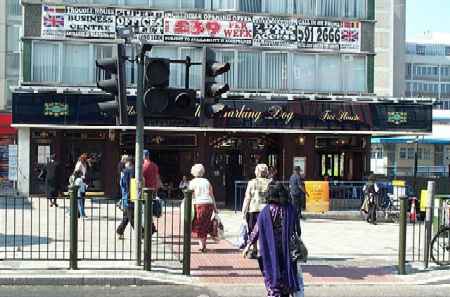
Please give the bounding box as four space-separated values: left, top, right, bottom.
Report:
208 134 280 207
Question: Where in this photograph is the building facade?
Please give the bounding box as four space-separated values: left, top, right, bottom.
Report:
371 33 450 178
13 0 432 203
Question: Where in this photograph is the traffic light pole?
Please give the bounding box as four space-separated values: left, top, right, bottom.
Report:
134 45 146 266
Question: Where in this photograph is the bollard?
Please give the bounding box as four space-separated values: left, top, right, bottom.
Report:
143 188 153 271
182 190 193 276
398 195 407 275
69 185 79 270
424 181 435 268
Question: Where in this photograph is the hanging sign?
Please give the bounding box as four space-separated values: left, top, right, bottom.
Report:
163 12 253 45
65 6 116 39
116 9 164 42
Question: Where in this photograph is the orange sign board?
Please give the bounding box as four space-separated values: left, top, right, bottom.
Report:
305 181 330 213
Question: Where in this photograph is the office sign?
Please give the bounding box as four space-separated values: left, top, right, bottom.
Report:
65 6 116 39
116 9 164 42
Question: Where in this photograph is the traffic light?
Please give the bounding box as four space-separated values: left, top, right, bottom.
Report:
201 47 230 119
96 44 128 125
143 58 196 119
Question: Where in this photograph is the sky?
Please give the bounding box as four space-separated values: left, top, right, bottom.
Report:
406 0 450 39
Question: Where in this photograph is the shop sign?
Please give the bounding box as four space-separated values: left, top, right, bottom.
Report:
163 12 253 45
305 181 329 213
319 110 361 122
387 111 408 125
65 6 116 39
116 9 164 42
44 102 69 117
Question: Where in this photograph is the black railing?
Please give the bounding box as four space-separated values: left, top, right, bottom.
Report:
0 193 186 267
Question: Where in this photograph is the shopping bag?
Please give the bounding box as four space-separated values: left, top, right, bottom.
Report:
211 212 224 240
235 221 248 249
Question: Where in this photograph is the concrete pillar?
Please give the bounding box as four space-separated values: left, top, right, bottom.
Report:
17 127 30 196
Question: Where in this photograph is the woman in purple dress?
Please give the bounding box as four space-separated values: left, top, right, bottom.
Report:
243 182 303 297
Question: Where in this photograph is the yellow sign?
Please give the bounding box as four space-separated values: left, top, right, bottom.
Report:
420 189 428 212
130 178 137 201
392 180 405 187
305 181 330 213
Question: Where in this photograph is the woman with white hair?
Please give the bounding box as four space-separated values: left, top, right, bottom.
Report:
188 163 217 252
241 163 271 258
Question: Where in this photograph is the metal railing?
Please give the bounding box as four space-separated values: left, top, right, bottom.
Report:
234 180 394 212
0 190 188 269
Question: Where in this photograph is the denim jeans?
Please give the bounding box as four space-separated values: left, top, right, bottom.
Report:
77 193 86 217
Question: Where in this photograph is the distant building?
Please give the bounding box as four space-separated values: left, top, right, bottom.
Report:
371 32 450 178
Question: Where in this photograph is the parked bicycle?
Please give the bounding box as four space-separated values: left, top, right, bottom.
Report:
430 198 450 266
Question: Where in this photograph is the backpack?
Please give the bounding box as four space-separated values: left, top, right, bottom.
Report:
249 178 270 212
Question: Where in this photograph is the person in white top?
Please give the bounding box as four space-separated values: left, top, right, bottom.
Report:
241 163 270 257
188 163 217 253
74 153 90 180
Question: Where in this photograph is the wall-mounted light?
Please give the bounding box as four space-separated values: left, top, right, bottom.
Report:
297 136 305 145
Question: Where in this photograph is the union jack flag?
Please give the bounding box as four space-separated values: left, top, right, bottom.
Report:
43 15 65 28
341 30 359 42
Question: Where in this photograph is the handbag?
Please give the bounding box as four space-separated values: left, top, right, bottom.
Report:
289 233 308 263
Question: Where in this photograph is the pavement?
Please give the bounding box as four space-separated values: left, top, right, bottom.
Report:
0 196 449 289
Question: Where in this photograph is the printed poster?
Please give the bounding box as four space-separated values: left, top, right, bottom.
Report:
253 16 297 48
65 6 116 39
41 4 66 39
305 181 330 213
8 145 17 181
163 12 253 45
116 8 164 42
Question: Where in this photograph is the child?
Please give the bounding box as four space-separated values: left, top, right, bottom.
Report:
74 170 87 219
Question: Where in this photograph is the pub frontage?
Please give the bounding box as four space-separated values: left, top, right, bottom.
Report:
12 89 432 206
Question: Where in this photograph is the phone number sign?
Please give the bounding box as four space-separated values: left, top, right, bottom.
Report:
298 20 360 51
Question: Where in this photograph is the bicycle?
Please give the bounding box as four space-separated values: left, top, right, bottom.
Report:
430 199 450 266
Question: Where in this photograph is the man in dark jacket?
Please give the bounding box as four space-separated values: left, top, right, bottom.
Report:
42 154 60 207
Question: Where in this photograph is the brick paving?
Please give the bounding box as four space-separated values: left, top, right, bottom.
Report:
190 238 400 285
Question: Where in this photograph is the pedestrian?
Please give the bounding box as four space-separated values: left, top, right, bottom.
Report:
361 174 379 225
289 166 307 220
243 182 303 297
178 175 189 199
142 149 161 234
117 154 128 209
40 154 60 207
241 163 270 258
74 153 90 182
74 170 87 219
116 157 136 239
188 163 217 253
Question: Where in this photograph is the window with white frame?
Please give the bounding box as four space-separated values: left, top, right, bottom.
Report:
237 51 262 89
239 0 262 12
63 44 92 85
263 52 288 90
32 42 60 82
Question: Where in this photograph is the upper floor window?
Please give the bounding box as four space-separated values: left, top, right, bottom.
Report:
28 41 367 93
445 47 450 56
7 0 21 17
416 45 426 55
